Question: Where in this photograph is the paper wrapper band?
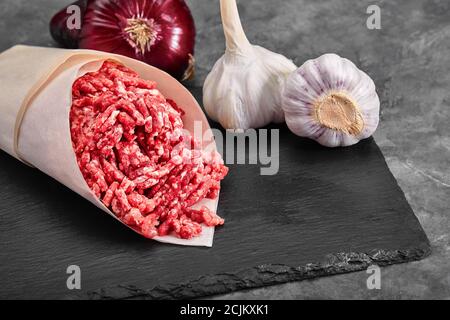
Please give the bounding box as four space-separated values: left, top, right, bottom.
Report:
0 46 105 163
0 45 219 247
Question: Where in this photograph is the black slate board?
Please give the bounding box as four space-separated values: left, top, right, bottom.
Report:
0 125 430 300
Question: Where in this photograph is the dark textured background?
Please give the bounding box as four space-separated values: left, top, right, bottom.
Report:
0 0 449 299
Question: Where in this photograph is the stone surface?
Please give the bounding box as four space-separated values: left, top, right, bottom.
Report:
0 0 448 299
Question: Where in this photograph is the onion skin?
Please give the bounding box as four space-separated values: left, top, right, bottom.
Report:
49 0 196 80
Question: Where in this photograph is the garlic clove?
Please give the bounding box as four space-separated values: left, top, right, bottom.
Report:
203 0 297 130
282 53 380 147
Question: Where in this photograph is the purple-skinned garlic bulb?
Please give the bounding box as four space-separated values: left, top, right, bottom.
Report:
281 53 380 147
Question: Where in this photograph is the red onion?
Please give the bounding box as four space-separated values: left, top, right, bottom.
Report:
50 0 196 80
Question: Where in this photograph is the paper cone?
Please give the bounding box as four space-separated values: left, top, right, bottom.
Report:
0 45 219 247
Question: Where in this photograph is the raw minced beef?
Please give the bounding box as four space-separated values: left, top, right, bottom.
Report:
70 61 228 239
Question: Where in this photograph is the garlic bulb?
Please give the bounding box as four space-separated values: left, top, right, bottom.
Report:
282 53 380 147
203 0 297 129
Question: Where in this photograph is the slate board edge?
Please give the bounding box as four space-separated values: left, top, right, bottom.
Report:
86 244 431 300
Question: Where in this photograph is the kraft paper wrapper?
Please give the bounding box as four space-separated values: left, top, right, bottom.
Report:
0 45 220 247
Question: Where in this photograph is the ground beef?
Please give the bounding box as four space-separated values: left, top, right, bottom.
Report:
70 61 228 239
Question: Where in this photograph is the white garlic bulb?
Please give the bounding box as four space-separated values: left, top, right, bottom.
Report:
203 0 297 129
282 53 380 147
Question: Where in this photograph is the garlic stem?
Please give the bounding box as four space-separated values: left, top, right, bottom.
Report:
204 0 297 130
220 0 252 55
